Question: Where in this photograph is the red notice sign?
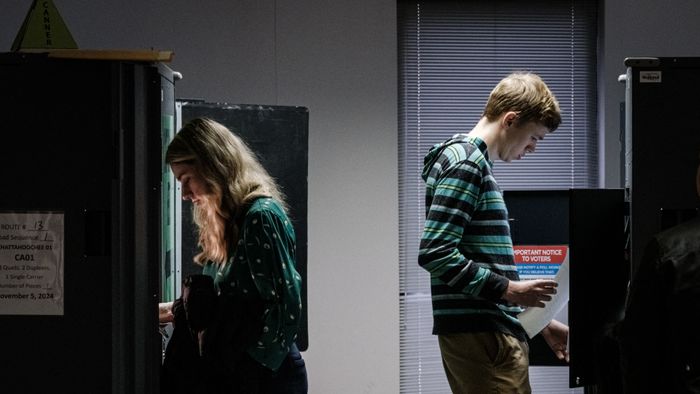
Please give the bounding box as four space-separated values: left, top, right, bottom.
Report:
514 245 568 278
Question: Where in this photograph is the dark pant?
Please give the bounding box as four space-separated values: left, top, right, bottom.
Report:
230 344 308 394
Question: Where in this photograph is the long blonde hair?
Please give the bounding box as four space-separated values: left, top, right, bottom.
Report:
166 118 287 265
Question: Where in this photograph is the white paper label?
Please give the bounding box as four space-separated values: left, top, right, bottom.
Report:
640 71 662 83
0 212 64 315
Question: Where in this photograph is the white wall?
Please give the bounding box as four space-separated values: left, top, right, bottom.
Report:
4 0 700 392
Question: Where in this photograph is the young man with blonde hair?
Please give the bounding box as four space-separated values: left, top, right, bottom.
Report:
419 72 569 393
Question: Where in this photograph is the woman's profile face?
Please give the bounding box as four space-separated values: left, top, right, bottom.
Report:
171 162 211 204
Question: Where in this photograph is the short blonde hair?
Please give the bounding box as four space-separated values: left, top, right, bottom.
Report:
483 72 561 132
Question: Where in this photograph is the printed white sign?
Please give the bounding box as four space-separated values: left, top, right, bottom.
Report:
0 212 64 315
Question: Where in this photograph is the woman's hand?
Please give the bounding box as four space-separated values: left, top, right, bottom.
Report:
159 301 174 324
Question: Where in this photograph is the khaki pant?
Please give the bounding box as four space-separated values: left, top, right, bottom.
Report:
438 332 531 394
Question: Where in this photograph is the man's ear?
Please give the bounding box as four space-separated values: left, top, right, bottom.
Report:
503 111 519 128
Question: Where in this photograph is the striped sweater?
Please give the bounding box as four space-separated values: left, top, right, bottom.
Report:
419 134 526 341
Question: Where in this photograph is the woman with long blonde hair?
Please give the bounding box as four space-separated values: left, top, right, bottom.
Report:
160 118 307 393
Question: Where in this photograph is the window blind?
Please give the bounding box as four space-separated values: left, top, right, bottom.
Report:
398 1 598 392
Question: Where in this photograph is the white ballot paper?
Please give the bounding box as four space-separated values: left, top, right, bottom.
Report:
518 257 570 338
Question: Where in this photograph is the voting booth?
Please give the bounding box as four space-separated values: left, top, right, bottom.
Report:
0 52 173 393
505 189 627 388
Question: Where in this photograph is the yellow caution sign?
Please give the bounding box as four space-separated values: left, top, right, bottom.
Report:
11 0 78 51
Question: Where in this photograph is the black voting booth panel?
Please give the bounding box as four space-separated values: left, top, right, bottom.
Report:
0 53 169 393
505 189 626 388
177 101 309 351
624 57 700 277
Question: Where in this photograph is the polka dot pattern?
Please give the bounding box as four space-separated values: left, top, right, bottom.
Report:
202 197 302 371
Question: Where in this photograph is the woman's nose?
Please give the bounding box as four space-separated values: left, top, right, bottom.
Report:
181 184 191 200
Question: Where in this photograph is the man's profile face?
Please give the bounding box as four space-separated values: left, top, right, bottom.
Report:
501 121 548 163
